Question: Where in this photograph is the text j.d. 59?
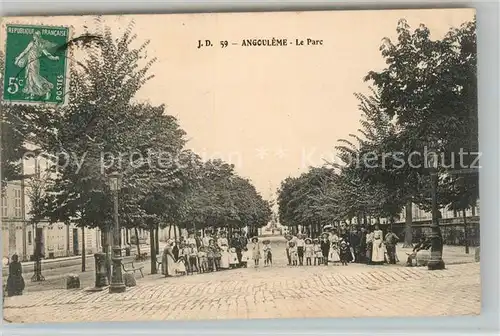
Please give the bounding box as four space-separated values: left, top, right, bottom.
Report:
198 40 213 48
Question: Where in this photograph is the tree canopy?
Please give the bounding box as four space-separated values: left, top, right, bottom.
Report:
277 17 478 238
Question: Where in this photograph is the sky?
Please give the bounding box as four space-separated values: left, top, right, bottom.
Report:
2 8 475 199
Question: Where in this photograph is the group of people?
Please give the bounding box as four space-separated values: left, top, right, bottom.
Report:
161 230 273 277
284 224 401 266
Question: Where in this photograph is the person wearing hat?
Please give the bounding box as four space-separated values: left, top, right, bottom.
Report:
296 233 306 266
288 241 298 266
231 231 245 267
329 230 341 265
304 238 314 266
339 239 352 266
371 224 385 264
251 236 261 267
384 227 399 264
320 232 330 265
284 234 294 265
262 239 272 266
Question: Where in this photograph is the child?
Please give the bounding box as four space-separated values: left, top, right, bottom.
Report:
229 247 239 269
176 255 187 275
241 247 251 268
213 243 222 271
289 241 298 266
251 237 261 267
188 243 199 273
198 246 208 273
313 239 322 266
304 238 314 266
219 244 230 270
329 233 341 266
339 239 352 266
262 239 272 266
179 243 191 274
206 240 216 271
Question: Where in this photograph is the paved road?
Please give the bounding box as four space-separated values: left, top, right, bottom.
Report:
3 237 480 323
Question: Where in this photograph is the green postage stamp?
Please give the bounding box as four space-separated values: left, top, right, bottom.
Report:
2 24 70 105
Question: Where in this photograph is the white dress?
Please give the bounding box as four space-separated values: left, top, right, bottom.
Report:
242 250 252 262
229 248 239 265
371 229 385 262
329 235 341 262
219 245 230 269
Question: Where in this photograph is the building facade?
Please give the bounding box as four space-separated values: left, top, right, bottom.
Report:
1 179 103 261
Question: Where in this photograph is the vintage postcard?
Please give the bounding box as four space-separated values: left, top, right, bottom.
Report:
1 9 479 323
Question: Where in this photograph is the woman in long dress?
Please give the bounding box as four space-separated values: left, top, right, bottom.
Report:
371 224 385 264
161 241 177 277
365 227 374 264
14 31 60 99
6 254 24 296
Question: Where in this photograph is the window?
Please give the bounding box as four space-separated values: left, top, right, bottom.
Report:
1 195 7 217
14 189 22 217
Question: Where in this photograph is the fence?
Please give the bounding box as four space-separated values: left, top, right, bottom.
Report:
392 216 480 246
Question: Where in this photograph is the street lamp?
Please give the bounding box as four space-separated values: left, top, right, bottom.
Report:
108 172 126 293
426 152 445 270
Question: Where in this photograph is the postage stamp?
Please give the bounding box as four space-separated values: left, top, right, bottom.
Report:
2 24 70 105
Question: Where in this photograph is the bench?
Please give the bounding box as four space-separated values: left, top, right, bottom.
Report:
121 261 144 278
135 252 148 261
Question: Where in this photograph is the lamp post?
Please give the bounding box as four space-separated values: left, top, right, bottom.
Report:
426 152 445 270
108 172 126 293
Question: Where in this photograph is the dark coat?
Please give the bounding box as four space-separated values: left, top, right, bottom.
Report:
320 239 330 256
6 261 24 296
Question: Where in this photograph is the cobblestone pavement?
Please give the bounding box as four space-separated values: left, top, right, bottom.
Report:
3 260 480 323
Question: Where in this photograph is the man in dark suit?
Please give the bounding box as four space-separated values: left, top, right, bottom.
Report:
358 226 367 263
230 232 244 266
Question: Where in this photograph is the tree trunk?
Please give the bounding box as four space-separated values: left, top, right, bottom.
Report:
125 228 129 245
155 225 160 254
134 227 141 255
66 224 71 256
403 199 413 247
150 225 157 274
103 227 112 281
173 225 177 240
81 227 86 272
463 209 469 254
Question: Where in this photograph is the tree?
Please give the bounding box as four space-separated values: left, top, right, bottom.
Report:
33 20 161 279
362 17 477 244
